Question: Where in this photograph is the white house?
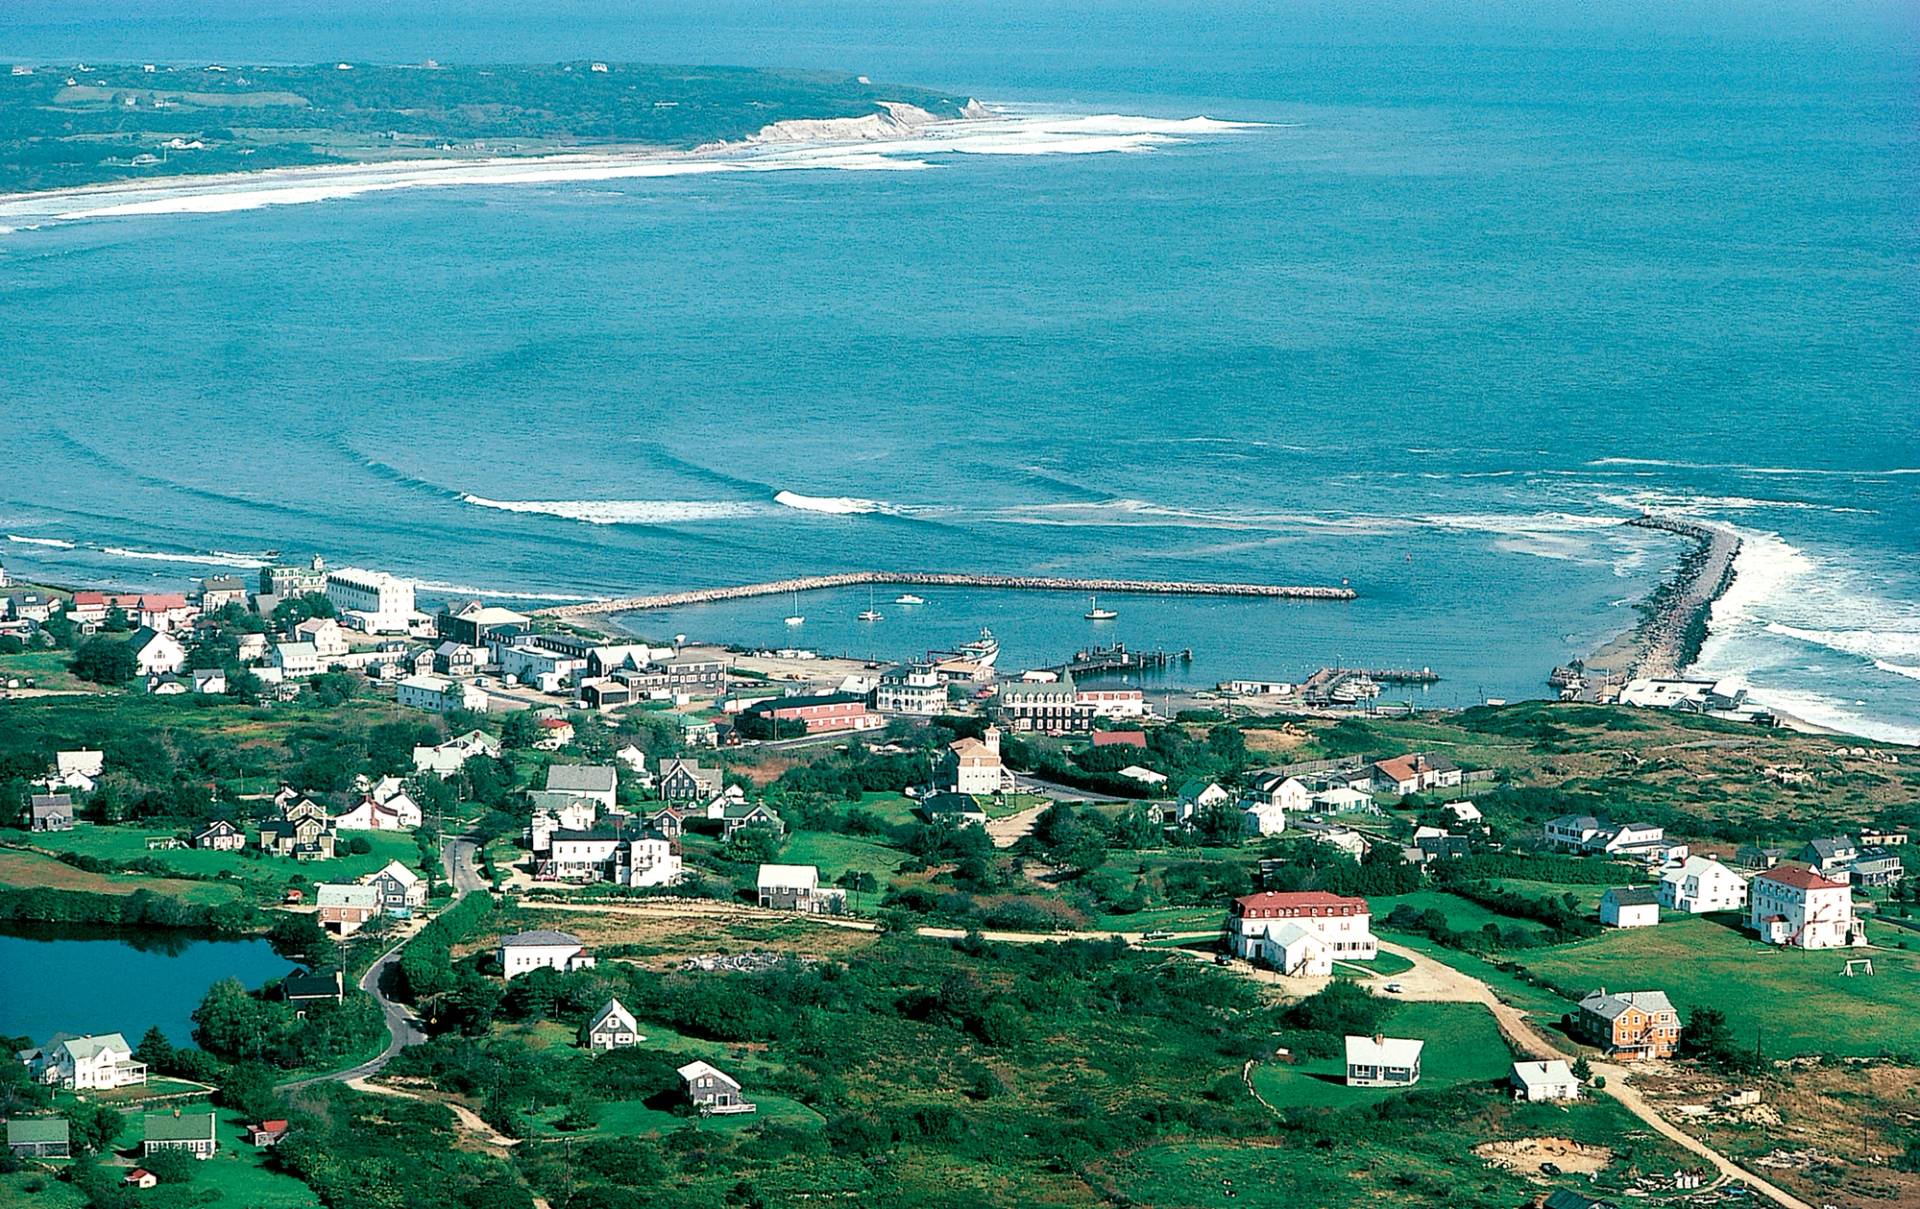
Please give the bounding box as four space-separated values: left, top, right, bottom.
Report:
335 792 422 830
1312 785 1375 814
53 750 104 792
412 729 501 776
1545 814 1610 850
273 642 321 679
1599 886 1660 929
622 834 682 888
1171 780 1231 827
1228 891 1376 962
1750 867 1865 949
1244 773 1312 813
1241 800 1288 837
128 628 186 677
1344 1035 1423 1087
1659 856 1748 914
1510 1060 1581 1103
1313 826 1367 859
396 673 487 713
1369 753 1461 796
1118 765 1167 787
1257 923 1328 976
499 930 596 979
1444 800 1483 825
938 728 1010 795
26 1033 145 1090
614 744 652 781
584 998 643 1050
291 617 349 659
757 863 846 913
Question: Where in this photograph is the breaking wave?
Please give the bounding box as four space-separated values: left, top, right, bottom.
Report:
6 534 76 549
101 546 271 569
462 495 766 525
772 490 887 515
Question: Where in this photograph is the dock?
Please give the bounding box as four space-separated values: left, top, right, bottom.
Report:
534 572 1356 619
1045 642 1193 677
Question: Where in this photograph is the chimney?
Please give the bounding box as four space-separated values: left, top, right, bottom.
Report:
1373 1033 1384 1046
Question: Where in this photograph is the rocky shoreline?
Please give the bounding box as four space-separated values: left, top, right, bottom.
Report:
1580 515 1742 686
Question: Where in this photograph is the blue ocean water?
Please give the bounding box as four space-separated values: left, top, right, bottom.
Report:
2 2 1916 738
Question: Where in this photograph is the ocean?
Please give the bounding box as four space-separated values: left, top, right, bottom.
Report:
2 1 1916 740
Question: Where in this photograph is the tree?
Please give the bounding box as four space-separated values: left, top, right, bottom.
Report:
192 977 283 1061
70 638 138 685
306 671 359 707
499 710 541 751
132 1026 174 1074
1571 1055 1592 1082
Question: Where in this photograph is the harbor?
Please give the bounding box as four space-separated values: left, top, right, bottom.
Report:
1562 514 1744 695
534 571 1356 620
1044 642 1193 678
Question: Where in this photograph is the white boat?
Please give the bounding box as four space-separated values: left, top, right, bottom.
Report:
956 627 999 669
1084 594 1117 621
783 589 804 626
858 587 884 622
894 594 924 605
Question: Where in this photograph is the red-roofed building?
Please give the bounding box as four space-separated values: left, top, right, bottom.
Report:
1227 891 1376 962
1369 752 1461 795
1750 866 1864 949
67 590 195 633
1090 730 1147 749
245 1120 289 1147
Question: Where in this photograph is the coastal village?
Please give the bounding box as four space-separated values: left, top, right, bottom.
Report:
2 551 1919 1209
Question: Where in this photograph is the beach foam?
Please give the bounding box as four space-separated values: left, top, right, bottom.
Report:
6 533 76 549
101 546 270 569
462 494 764 525
0 109 1266 231
773 490 886 515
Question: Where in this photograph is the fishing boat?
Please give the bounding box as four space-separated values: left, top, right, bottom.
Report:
858 586 883 622
783 590 804 626
893 594 925 605
1084 594 1117 621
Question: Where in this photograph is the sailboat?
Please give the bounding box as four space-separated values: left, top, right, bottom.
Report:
858 586 884 622
783 590 804 626
1084 594 1117 621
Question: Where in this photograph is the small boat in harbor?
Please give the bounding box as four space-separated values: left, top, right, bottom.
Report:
783 589 804 626
858 587 884 622
894 594 924 605
1084 594 1117 621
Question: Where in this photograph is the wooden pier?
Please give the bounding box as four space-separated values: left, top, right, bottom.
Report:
533 572 1356 619
1046 642 1193 677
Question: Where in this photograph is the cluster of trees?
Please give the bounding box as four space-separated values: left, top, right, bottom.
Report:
1260 845 1424 899
191 977 386 1071
0 885 258 932
398 891 498 1034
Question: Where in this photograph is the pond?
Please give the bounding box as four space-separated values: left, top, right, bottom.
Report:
0 922 291 1047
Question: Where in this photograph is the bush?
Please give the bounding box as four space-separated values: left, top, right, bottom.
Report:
348 835 374 855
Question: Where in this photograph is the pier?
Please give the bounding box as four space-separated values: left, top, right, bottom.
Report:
1045 642 1193 677
534 572 1356 619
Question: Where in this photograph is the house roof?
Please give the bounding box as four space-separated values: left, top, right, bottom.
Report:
546 765 617 794
676 1059 738 1086
365 859 420 887
756 863 819 890
1265 923 1317 948
501 929 583 948
6 1117 69 1145
56 750 104 777
1603 886 1660 907
193 819 242 838
1511 1059 1576 1089
1548 814 1606 830
1344 1034 1423 1067
587 998 638 1033
1805 836 1854 859
281 970 342 1000
1579 989 1675 1019
1090 730 1147 748
144 1111 217 1143
1234 891 1368 913
1757 866 1847 892
315 883 379 909
31 794 73 814
56 1033 130 1062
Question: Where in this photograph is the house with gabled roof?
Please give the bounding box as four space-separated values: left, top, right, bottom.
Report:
142 1110 217 1158
1545 814 1609 850
1228 891 1375 962
1598 886 1660 928
193 819 246 851
361 859 426 916
315 883 380 935
1576 989 1680 1058
677 1060 754 1113
281 968 345 1009
1750 866 1865 949
1369 753 1460 796
583 998 644 1050
545 764 617 811
53 749 104 790
1344 1034 1422 1086
658 759 723 803
29 794 74 832
1510 1059 1581 1102
6 1117 70 1158
499 930 595 979
25 1032 145 1089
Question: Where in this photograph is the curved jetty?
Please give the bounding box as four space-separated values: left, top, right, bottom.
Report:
534 572 1355 619
1576 515 1742 686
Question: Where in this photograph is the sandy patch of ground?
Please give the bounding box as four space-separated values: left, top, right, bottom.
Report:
1242 724 1310 755
1473 1136 1613 1177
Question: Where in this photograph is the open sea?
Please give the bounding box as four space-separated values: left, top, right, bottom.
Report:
2 1 1916 740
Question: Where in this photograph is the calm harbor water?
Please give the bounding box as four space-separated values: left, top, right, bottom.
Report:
0 924 289 1046
1 1 1915 738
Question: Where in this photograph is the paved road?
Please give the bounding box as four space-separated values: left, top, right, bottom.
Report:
1010 772 1134 802
444 834 488 894
277 935 424 1092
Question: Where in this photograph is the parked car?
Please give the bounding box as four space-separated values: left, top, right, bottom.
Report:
1383 981 1404 994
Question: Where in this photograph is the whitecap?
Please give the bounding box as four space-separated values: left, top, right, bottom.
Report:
6 533 77 549
462 494 764 525
100 546 269 568
773 490 885 515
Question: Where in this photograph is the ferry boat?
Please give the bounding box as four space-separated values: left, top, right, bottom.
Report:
893 594 925 605
1084 594 1118 621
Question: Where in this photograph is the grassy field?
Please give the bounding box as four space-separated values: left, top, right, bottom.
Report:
1370 890 1520 934
1514 914 1920 1057
1101 1097 1691 1209
780 831 908 885
100 1103 318 1207
0 650 91 692
22 824 422 900
0 847 244 904
1251 1001 1513 1110
0 1171 86 1209
538 1091 822 1139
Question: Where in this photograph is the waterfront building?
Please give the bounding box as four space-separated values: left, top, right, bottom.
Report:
743 691 882 735
437 601 530 647
24 1033 146 1090
874 662 946 715
324 566 416 634
993 673 1090 734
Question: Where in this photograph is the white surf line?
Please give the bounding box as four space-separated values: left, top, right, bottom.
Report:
0 108 1272 229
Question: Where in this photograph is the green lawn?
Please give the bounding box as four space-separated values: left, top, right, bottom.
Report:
0 1170 86 1209
1370 890 1520 934
1513 914 1920 1057
1250 1001 1513 1110
1093 905 1225 933
0 650 91 692
21 824 424 903
100 1104 316 1207
779 831 907 885
0 847 244 905
1483 879 1609 912
539 1091 821 1139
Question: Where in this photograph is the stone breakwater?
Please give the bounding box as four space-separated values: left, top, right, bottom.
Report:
1591 515 1742 681
533 572 1356 619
